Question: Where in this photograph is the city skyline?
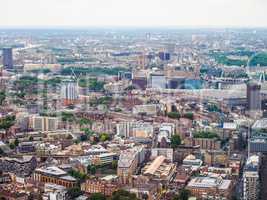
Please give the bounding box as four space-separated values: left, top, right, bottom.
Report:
1 0 267 28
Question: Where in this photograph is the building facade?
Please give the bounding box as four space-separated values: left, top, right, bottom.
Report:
2 48 13 70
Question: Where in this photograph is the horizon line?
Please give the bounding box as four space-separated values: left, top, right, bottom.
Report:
1 25 267 30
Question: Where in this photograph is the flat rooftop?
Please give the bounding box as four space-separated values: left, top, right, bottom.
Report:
187 176 231 190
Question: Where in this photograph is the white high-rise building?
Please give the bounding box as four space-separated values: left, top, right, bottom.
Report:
61 82 79 105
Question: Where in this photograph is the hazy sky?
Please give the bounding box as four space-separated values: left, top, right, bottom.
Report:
1 0 267 27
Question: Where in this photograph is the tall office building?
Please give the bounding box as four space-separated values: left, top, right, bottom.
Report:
243 155 260 200
158 52 170 61
247 82 262 118
137 54 147 69
2 48 13 70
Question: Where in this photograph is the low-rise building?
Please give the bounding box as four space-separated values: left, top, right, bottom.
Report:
34 166 77 188
0 156 37 177
151 148 173 162
185 137 221 150
81 178 118 196
142 156 176 183
91 153 117 166
42 183 67 200
133 104 158 116
187 176 233 199
182 154 203 171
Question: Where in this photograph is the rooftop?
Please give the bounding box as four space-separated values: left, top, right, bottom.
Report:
252 118 267 130
144 156 166 175
35 166 67 176
187 176 231 190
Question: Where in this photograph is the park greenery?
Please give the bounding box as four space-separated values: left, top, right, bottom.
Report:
79 118 93 127
249 52 267 66
110 190 140 200
88 190 140 200
90 96 113 106
167 112 194 120
13 76 39 96
210 50 253 66
88 193 106 200
29 68 51 74
57 57 97 64
81 128 95 136
68 169 87 182
210 50 267 67
215 55 247 66
61 112 76 122
61 67 128 76
78 78 105 91
183 112 194 120
167 112 181 119
193 131 219 139
45 77 62 86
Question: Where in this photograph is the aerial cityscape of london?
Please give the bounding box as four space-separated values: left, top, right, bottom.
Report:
1 0 267 199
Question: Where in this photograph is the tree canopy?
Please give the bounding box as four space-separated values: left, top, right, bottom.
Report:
110 190 140 200
88 193 106 200
0 115 16 130
194 131 219 139
171 134 181 149
167 112 181 119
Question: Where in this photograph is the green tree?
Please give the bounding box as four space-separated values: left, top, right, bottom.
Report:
172 194 180 200
80 134 88 141
167 112 181 119
67 187 83 199
89 78 105 91
0 91 6 105
14 138 19 146
88 193 106 200
68 169 86 182
87 165 97 175
61 112 75 122
82 128 95 136
67 134 73 140
9 143 15 149
193 131 218 139
110 190 140 200
79 118 92 127
0 115 16 131
183 112 194 120
99 133 110 142
207 103 221 112
29 136 34 141
171 134 181 149
0 148 4 155
111 160 118 169
178 189 191 200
